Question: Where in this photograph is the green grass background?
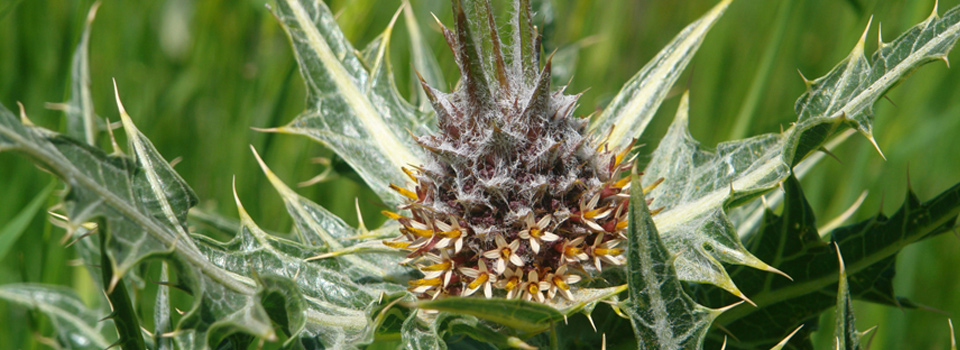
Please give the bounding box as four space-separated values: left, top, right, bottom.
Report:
1 0 959 348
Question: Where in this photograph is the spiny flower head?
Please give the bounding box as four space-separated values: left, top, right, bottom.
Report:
384 0 658 303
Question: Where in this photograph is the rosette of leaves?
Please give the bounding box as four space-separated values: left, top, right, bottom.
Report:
1 0 960 349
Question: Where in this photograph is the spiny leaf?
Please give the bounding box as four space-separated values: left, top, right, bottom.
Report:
270 0 429 207
0 100 221 290
624 170 725 349
769 326 804 350
644 92 785 298
588 0 733 149
833 245 861 350
642 2 960 298
184 184 404 348
3 92 411 348
256 274 307 347
0 284 113 349
0 102 293 347
791 5 960 164
729 4 960 238
699 176 960 349
252 147 408 282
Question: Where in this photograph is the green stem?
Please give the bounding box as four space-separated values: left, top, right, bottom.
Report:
99 219 146 350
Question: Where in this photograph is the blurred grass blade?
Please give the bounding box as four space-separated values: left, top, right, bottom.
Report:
403 0 444 111
951 319 957 350
0 0 23 22
0 284 113 349
624 170 724 348
728 0 795 140
0 182 53 261
271 0 429 207
588 0 732 149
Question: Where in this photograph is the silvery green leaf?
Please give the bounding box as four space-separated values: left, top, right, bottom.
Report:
727 130 856 238
644 92 785 298
271 0 429 207
0 101 304 347
643 3 960 297
0 284 113 350
587 0 732 149
189 171 412 347
402 311 446 350
0 98 202 290
624 172 725 349
252 148 409 281
792 5 960 162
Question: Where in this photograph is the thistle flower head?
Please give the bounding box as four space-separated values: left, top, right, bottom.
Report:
385 0 657 303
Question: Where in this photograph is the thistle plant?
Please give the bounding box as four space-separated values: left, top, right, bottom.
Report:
1 0 960 349
385 0 638 303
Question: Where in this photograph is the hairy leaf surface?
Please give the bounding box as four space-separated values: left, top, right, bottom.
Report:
643 4 960 296
791 6 960 164
271 0 430 207
0 284 113 349
645 93 785 298
1 104 299 348
624 172 723 349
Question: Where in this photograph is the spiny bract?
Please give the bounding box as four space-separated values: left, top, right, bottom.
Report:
384 0 659 303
